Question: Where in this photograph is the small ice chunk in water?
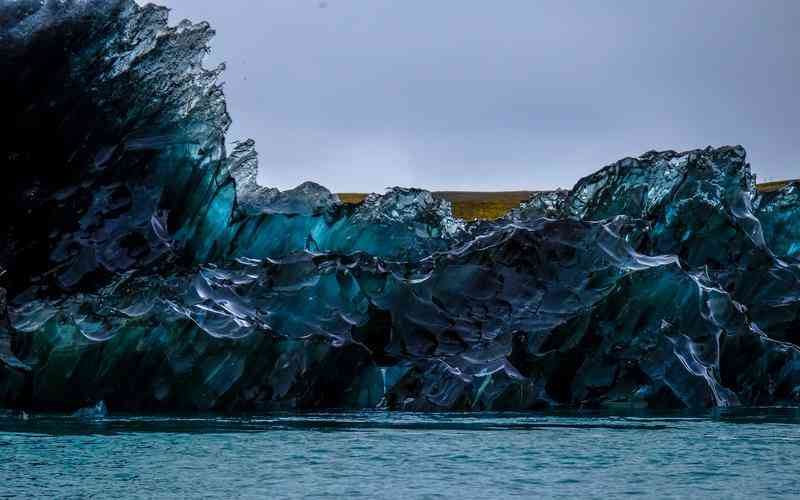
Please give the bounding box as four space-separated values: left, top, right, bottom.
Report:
72 401 108 419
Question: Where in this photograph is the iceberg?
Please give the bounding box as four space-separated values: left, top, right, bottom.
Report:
72 400 108 419
1 0 799 412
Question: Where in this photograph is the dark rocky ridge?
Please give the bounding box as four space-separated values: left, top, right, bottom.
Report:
1 0 799 412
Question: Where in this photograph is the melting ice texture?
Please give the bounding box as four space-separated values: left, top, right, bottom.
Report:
1 0 800 412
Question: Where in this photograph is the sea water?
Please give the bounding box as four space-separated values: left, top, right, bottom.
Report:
2 409 799 499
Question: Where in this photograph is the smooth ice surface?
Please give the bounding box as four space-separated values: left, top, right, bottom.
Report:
1 0 800 412
2 410 800 499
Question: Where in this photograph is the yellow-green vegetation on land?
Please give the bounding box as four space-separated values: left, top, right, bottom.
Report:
432 191 536 220
339 180 797 220
337 193 374 204
757 180 798 193
338 191 536 220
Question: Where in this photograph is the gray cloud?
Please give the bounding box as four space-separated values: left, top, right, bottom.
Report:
145 0 799 192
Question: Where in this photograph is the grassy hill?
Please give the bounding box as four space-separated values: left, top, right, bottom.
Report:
338 191 536 220
757 180 798 193
339 180 797 220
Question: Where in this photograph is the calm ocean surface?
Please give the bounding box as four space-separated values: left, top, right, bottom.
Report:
2 409 799 499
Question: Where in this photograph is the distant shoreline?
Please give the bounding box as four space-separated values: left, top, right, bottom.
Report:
338 191 535 220
758 179 798 192
339 180 797 220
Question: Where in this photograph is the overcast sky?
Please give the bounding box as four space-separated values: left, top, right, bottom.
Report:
144 0 799 192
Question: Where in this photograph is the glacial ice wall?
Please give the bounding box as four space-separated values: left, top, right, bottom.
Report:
1 0 799 411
